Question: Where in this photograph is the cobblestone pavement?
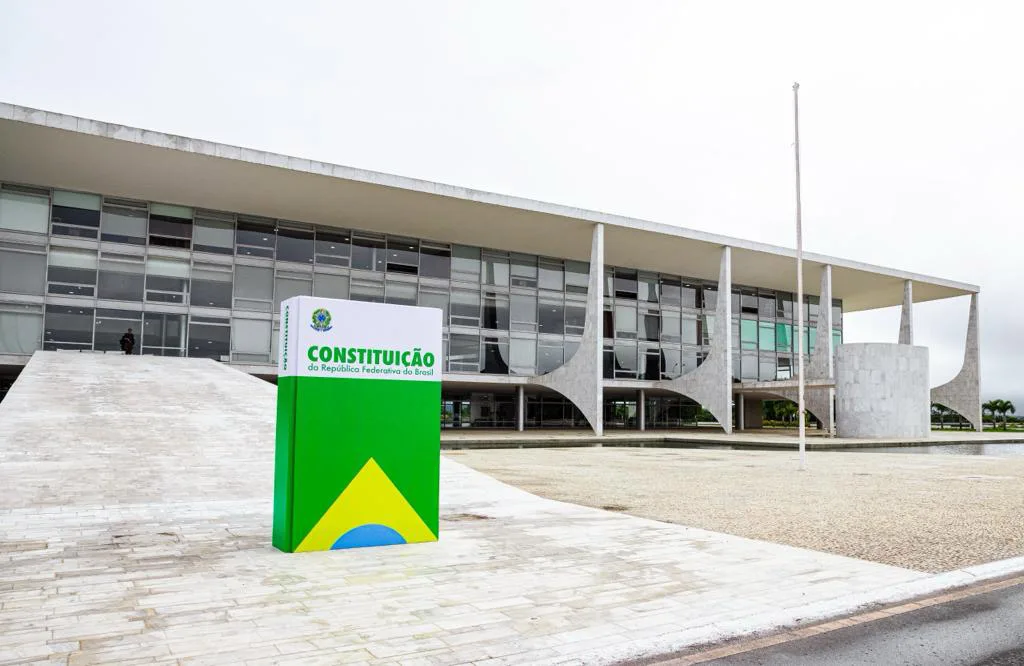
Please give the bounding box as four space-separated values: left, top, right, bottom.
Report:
452 446 1024 573
1 353 933 665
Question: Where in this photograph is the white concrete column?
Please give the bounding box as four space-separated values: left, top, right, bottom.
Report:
516 385 525 432
899 280 914 345
738 393 745 431
931 293 982 431
638 389 646 431
530 223 604 435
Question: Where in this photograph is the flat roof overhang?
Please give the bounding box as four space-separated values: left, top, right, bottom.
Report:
0 103 978 312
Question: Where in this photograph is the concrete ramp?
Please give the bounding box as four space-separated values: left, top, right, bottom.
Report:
0 351 274 509
0 351 932 665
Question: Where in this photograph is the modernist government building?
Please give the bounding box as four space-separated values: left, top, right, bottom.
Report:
0 103 982 436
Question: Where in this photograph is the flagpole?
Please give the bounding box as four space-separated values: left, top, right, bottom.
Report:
793 82 806 471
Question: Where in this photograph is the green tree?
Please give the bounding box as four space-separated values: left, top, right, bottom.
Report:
994 399 1016 430
983 400 999 430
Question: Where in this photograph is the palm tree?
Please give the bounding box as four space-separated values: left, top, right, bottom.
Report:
932 404 948 430
995 399 1016 430
983 400 998 430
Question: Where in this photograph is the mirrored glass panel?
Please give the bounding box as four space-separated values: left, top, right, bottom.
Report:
43 304 94 350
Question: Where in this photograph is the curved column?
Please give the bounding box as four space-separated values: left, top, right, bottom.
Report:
931 293 981 431
768 387 833 432
531 223 604 435
656 246 733 433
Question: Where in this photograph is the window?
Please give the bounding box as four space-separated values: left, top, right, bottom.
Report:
638 274 658 303
538 341 563 374
758 321 776 351
51 191 101 239
43 304 94 350
777 294 793 319
193 212 234 255
565 260 588 294
807 326 818 354
148 203 193 249
384 279 416 306
94 308 142 352
660 279 681 307
386 237 419 274
759 355 777 382
235 218 276 258
351 234 386 271
275 275 312 311
660 311 681 344
681 284 698 309
313 272 349 300
777 356 792 380
146 258 190 304
350 276 384 302
564 299 586 336
188 316 230 359
448 334 480 372
315 230 351 267
681 314 698 345
510 294 537 332
511 254 537 288
509 337 536 375
538 296 564 335
701 315 715 345
614 304 637 339
450 289 481 327
47 248 97 297
832 303 843 327
661 347 681 380
482 292 510 330
233 265 274 311
740 318 758 350
0 304 43 354
776 322 792 352
642 345 661 380
418 288 449 325
0 246 46 296
190 265 232 308
420 244 451 279
614 270 638 299
100 200 147 245
742 352 758 380
704 288 718 310
481 336 509 374
451 245 480 283
539 259 563 291
276 227 314 264
482 252 509 287
0 187 49 234
231 318 272 360
603 343 614 379
142 312 185 356
833 328 842 350
741 291 758 315
98 255 145 302
642 311 660 341
614 342 638 379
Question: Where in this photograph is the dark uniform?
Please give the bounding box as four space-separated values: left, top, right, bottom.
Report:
119 330 136 355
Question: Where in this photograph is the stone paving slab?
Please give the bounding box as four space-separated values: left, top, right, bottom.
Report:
0 353 937 665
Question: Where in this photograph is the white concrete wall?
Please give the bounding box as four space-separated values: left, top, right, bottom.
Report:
835 343 930 438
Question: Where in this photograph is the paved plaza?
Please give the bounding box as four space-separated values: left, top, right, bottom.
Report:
453 445 1024 572
0 353 1021 665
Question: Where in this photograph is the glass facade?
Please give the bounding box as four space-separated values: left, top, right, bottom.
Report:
0 179 844 424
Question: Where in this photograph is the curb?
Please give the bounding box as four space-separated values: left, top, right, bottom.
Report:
565 554 1024 666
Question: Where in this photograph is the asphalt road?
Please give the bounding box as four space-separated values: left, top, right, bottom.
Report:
710 582 1024 666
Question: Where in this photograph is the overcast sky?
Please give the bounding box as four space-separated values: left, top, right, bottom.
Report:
1 1 1020 408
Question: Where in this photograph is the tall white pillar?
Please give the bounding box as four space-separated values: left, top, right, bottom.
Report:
638 389 646 431
516 385 525 432
738 393 745 431
899 280 914 345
